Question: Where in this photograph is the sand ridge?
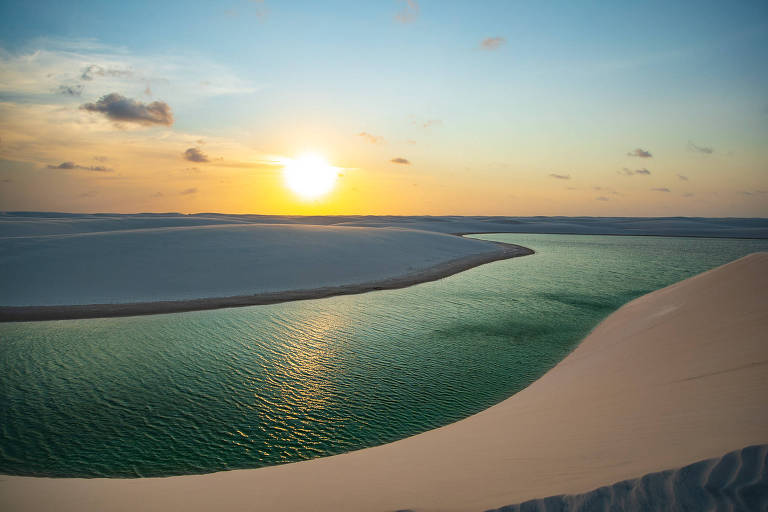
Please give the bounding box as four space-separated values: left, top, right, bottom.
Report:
0 235 532 321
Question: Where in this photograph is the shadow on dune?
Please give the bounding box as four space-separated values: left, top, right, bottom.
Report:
489 444 768 512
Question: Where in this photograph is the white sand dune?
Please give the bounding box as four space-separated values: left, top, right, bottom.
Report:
1 253 766 511
2 212 766 238
0 223 514 307
492 444 768 511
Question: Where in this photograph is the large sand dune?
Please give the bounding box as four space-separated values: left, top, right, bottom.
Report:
0 223 524 311
1 254 766 511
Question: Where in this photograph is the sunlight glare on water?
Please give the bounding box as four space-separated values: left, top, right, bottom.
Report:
1 234 767 477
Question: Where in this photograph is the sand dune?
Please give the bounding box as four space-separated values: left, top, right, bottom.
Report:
0 223 521 309
1 254 766 511
492 445 768 511
2 212 766 238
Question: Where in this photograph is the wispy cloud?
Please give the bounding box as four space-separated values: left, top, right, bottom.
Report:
480 37 506 50
47 161 113 172
56 84 84 96
549 173 570 180
395 0 419 23
81 64 133 81
391 157 410 164
0 40 257 102
358 132 384 144
180 187 198 195
619 167 651 176
183 147 209 162
688 140 713 154
81 93 173 126
677 174 689 181
413 118 442 129
627 148 652 158
651 187 671 192
596 196 609 201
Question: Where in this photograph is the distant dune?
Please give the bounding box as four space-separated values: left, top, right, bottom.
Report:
0 221 531 319
1 212 767 238
1 253 765 511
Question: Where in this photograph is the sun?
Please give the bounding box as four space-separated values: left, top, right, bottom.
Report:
282 154 338 199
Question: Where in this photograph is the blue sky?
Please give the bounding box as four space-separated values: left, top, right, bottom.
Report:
0 1 766 215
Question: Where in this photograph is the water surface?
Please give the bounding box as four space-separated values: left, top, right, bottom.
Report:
1 234 766 477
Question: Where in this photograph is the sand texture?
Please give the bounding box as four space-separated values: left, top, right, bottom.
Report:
491 444 768 511
0 222 528 311
1 253 766 511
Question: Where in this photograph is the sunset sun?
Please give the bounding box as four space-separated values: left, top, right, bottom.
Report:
282 154 338 199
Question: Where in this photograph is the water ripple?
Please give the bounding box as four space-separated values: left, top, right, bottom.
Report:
1 234 767 477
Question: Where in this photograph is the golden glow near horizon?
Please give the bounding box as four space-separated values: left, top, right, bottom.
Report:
281 154 339 200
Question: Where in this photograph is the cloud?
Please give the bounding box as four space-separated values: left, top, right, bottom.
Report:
358 132 384 144
47 161 113 172
81 93 173 126
683 193 695 197
81 64 133 81
180 187 198 195
549 173 570 180
651 187 671 192
480 37 506 50
627 148 652 158
688 141 713 154
183 147 209 162
395 0 419 23
391 157 411 164
677 174 689 181
619 167 651 176
414 119 442 129
0 41 257 103
595 196 609 201
56 84 84 96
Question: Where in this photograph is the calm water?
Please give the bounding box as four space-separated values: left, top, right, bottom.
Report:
1 234 766 478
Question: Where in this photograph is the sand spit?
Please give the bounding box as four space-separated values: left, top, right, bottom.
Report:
1 253 766 512
491 444 768 511
0 237 531 322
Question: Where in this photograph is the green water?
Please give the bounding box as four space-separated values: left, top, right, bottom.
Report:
1 234 766 478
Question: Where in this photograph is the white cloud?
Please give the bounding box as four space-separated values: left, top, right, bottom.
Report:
0 39 257 103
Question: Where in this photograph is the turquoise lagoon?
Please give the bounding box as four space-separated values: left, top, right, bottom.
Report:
1 234 767 477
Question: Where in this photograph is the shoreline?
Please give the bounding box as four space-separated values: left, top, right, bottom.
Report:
0 253 765 511
0 240 533 322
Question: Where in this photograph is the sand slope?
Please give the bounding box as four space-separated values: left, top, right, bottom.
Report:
1 254 766 511
0 223 512 307
493 444 768 511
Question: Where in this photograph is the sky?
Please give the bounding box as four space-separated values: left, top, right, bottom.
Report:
0 0 766 216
